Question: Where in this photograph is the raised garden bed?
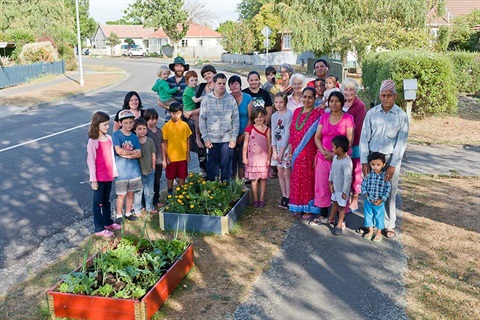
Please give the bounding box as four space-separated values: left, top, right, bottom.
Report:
160 190 249 235
47 239 194 320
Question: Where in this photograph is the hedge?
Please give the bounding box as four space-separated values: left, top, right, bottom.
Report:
445 51 480 94
362 49 458 117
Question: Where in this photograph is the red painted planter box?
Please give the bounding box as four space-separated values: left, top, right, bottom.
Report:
47 244 194 320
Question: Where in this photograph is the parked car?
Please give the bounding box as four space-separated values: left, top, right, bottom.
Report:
121 44 140 56
127 47 147 57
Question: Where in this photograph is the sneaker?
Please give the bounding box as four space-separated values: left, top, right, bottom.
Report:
95 230 114 238
333 227 343 236
124 214 138 221
105 223 122 230
114 216 123 224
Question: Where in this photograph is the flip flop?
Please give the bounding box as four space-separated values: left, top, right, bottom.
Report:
372 234 384 243
362 233 373 240
384 229 397 238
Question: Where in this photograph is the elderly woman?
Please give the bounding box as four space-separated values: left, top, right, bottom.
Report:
113 91 145 131
341 78 367 211
277 63 295 95
289 87 324 219
286 73 306 113
312 91 354 224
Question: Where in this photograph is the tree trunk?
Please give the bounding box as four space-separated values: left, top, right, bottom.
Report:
172 42 178 58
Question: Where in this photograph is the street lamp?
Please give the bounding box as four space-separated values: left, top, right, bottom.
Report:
75 0 84 86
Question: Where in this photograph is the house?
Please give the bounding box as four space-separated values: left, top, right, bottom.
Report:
149 23 224 58
91 23 224 58
91 25 155 55
427 0 480 37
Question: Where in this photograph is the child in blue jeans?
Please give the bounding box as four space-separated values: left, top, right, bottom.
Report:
361 152 391 242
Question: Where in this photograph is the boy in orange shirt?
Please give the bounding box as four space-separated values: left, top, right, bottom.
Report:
162 103 192 195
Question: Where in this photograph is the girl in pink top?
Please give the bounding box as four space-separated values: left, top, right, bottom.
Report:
243 107 271 208
87 112 121 238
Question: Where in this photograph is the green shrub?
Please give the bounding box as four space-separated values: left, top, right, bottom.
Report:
57 42 77 71
362 49 458 117
19 41 59 64
445 51 480 94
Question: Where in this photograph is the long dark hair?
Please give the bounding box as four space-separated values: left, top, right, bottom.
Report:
88 111 110 139
122 91 143 110
328 91 345 107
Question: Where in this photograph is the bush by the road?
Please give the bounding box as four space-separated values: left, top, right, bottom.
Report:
445 51 480 94
362 49 458 117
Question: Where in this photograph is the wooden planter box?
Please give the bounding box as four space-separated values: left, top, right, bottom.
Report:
47 244 194 320
159 191 250 235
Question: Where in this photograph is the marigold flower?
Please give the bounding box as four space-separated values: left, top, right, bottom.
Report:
190 204 194 208
176 187 181 191
209 196 213 199
179 195 184 199
202 181 206 185
168 195 172 198
186 195 190 199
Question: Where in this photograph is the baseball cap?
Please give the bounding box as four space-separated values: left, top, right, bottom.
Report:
118 110 135 121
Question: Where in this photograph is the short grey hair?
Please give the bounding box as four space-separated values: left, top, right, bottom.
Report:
289 73 306 87
279 63 295 77
341 78 360 93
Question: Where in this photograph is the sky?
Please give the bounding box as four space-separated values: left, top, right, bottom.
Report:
89 0 241 29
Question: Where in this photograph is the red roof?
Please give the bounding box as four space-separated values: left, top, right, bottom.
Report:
428 0 480 26
99 25 155 39
149 23 222 39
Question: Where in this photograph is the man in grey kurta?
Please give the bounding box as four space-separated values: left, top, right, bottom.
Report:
199 73 240 181
359 80 409 238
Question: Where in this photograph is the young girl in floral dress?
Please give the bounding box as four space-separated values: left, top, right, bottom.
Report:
271 93 292 209
243 107 271 208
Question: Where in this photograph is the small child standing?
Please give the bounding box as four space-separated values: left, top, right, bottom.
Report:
262 66 279 102
144 108 163 207
271 93 292 209
162 103 192 195
182 70 204 150
325 135 352 235
361 152 391 242
133 118 156 214
322 75 341 111
151 65 180 107
243 107 271 208
112 110 142 223
86 111 122 237
314 78 326 108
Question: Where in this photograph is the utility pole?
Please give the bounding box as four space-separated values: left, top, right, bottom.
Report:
75 0 84 86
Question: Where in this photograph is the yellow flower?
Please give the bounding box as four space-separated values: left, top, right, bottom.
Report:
166 206 169 210
177 199 183 204
189 172 193 176
176 187 181 191
179 195 184 199
182 191 186 195
189 182 193 185
202 181 206 185
208 190 211 193
209 196 213 199
167 195 172 199
186 195 190 199
190 204 194 208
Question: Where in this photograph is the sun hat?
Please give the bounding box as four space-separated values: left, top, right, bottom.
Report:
118 110 135 121
169 56 190 71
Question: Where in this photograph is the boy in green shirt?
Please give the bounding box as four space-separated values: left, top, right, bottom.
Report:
151 65 180 107
182 70 204 150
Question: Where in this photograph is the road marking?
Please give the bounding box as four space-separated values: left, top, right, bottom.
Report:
0 114 115 153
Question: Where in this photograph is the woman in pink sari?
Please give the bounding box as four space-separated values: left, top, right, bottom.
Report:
289 87 324 219
313 91 354 224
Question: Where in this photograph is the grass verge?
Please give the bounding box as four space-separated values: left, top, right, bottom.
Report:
401 174 480 319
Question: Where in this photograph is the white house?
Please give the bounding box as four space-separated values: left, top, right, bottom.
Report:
91 25 154 56
149 23 224 58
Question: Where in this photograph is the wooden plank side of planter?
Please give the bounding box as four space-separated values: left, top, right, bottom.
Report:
47 292 137 320
160 191 249 235
143 244 194 319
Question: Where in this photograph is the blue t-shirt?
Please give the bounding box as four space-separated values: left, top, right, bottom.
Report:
112 130 142 180
238 93 252 135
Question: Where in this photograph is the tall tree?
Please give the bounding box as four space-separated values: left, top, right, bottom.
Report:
447 9 480 51
250 1 282 51
125 0 189 57
65 0 98 41
236 0 268 22
217 20 254 54
273 0 446 62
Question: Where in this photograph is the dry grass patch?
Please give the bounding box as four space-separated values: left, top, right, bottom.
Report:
0 181 293 319
409 96 480 145
401 175 480 320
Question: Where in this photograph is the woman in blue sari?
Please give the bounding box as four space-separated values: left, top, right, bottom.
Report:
289 87 324 219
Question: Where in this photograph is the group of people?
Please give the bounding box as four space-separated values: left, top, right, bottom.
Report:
86 56 409 242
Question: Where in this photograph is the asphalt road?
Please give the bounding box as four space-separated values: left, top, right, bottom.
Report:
0 58 204 294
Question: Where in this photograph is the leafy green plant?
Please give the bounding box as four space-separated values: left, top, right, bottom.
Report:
164 173 245 216
56 236 188 300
